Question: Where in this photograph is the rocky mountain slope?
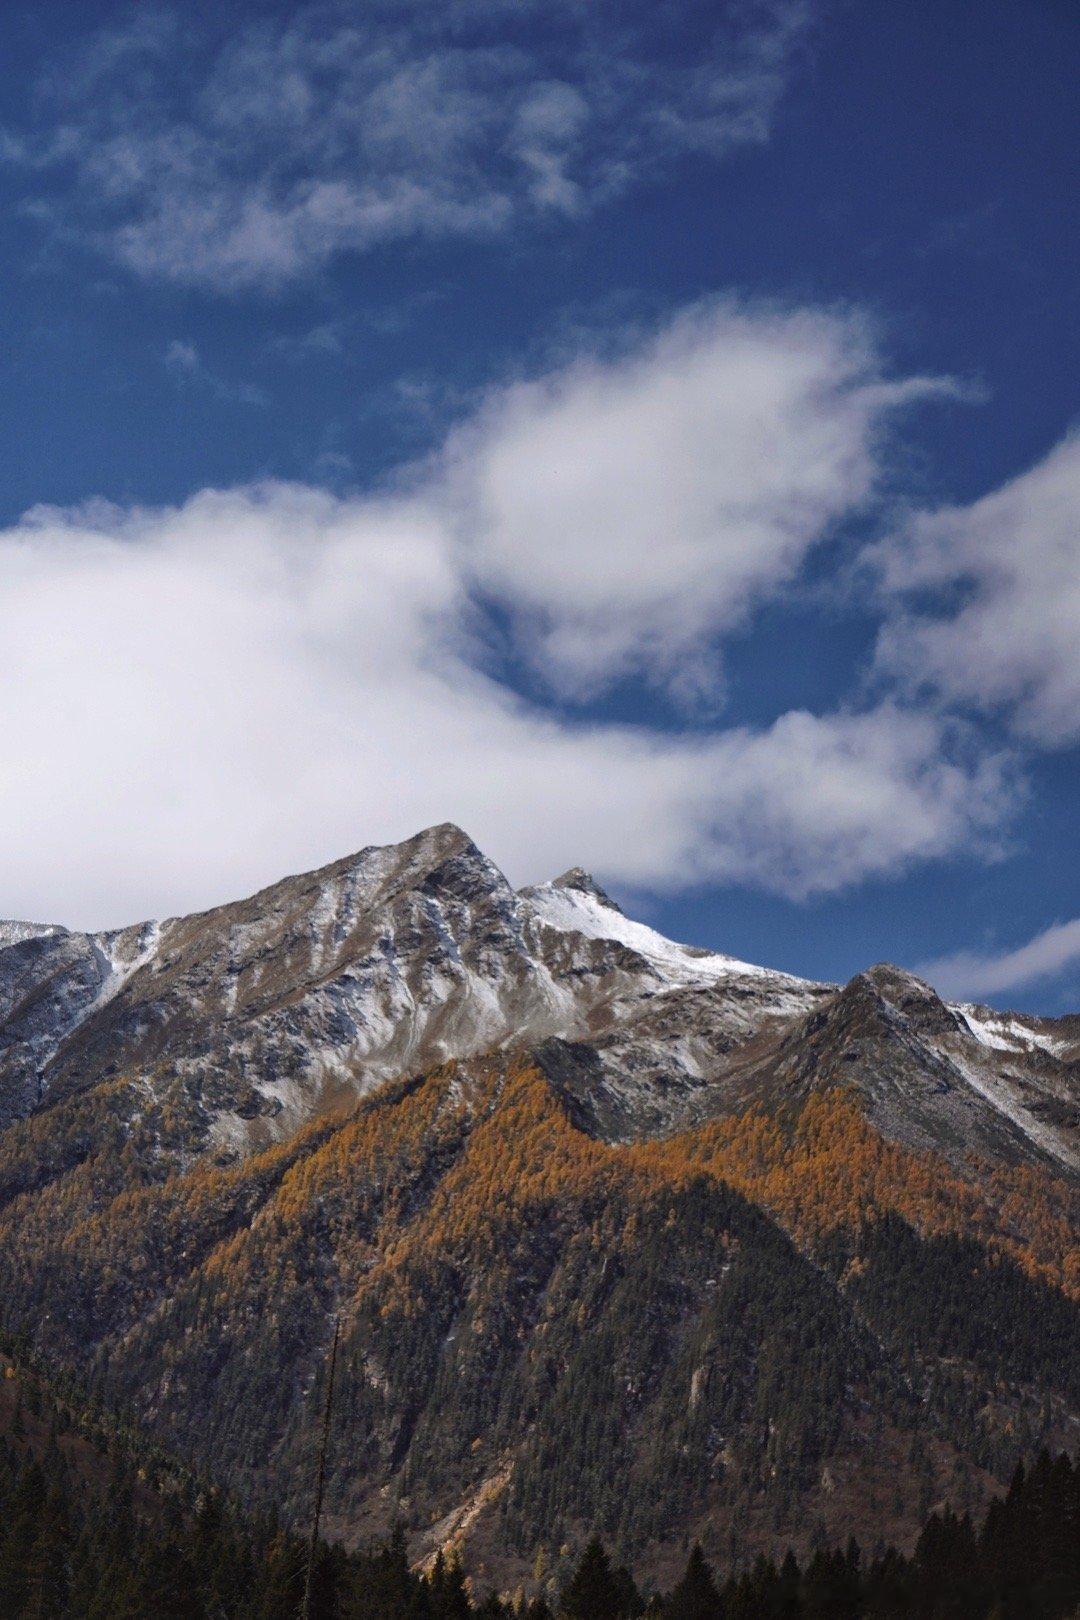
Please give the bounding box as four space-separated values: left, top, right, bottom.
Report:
0 823 829 1152
0 823 1077 1586
2 822 1075 1170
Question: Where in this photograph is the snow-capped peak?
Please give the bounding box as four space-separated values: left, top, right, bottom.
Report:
520 874 791 990
548 867 624 911
5 823 1073 1180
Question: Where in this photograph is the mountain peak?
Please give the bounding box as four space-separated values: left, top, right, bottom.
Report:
373 820 487 875
861 962 935 994
548 866 622 913
412 820 478 852
852 963 966 1037
4 824 1076 1183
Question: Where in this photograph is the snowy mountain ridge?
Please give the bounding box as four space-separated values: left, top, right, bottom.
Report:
521 867 789 988
0 822 1077 1175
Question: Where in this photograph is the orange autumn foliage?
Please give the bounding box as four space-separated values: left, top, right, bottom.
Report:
1 1053 1074 1339
281 1059 1080 1313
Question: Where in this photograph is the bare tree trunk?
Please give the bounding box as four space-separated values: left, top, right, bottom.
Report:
301 1315 340 1620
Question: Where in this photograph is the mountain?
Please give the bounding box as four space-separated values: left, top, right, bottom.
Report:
0 821 836 1168
0 824 1077 1589
4 822 1075 1168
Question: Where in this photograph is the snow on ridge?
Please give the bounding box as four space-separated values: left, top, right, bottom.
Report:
946 1041 1079 1171
521 880 802 989
0 920 67 950
958 1006 1071 1058
45 921 166 1048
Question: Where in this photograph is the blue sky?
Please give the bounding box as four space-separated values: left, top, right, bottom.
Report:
0 0 1077 1011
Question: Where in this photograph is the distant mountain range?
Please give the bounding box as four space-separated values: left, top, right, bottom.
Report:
1 823 1077 1589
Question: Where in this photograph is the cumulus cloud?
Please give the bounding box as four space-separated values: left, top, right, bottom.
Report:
446 300 955 698
0 294 1015 928
919 918 1080 1001
874 432 1080 747
0 482 1009 931
4 1 809 289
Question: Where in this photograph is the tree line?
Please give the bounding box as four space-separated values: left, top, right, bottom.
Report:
1 1427 1077 1619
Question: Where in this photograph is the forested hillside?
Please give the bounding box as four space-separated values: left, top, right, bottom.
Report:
1 1054 1077 1587
1 1353 1077 1619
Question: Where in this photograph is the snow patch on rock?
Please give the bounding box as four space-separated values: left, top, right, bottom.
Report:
521 879 802 991
959 1006 1071 1059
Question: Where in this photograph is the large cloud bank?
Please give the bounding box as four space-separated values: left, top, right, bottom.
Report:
0 299 1020 929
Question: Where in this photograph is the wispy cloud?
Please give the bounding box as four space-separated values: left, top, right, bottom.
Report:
919 918 1080 1001
4 1 810 290
266 321 349 362
164 339 199 373
163 338 268 407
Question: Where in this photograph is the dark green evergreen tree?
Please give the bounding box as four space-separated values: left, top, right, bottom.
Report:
560 1538 630 1620
665 1544 719 1620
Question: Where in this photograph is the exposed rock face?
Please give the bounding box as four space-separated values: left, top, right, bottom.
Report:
0 919 159 1126
1 823 1077 1175
718 961 1080 1174
0 823 824 1154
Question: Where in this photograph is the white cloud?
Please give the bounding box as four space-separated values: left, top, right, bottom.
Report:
874 432 1080 747
0 483 1007 930
6 1 809 289
919 918 1080 1001
446 299 955 698
0 296 1013 929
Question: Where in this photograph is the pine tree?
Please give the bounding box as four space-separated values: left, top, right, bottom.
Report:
560 1539 628 1620
430 1550 472 1620
665 1544 719 1620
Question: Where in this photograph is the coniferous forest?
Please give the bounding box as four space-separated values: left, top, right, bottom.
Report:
1 1353 1078 1620
2 1432 1079 1619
